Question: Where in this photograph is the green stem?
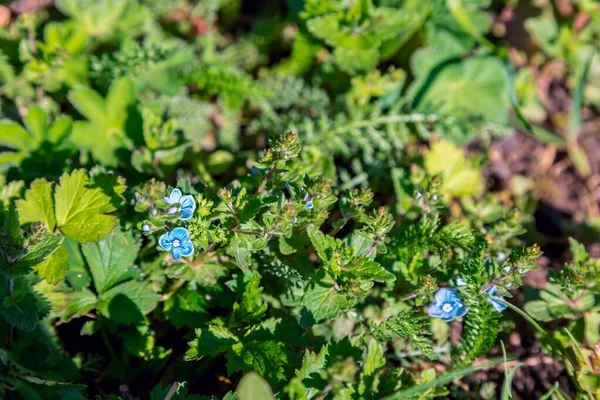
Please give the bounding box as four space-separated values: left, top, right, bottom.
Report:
495 298 548 337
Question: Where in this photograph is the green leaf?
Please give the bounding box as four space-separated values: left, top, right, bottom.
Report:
16 178 56 231
300 270 353 327
81 227 140 293
568 51 595 140
54 169 120 243
23 106 49 143
0 122 33 151
10 234 63 276
226 341 289 386
424 140 482 198
98 280 159 323
0 288 39 331
185 325 239 361
414 55 509 123
64 288 97 319
353 260 396 283
307 225 334 263
236 373 275 400
106 77 136 124
447 0 494 50
68 86 106 123
34 243 69 284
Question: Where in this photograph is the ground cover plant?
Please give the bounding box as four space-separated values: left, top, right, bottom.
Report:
0 0 599 399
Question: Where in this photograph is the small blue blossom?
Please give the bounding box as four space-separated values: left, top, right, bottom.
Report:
159 227 195 260
164 188 196 221
305 200 314 210
427 288 468 322
251 166 263 175
484 285 508 312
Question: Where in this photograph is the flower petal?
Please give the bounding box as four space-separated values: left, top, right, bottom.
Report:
455 304 468 318
434 288 457 304
159 232 173 251
178 240 194 257
180 208 193 220
484 285 498 296
169 188 183 204
427 303 444 318
489 297 507 312
179 195 196 210
171 227 190 241
441 314 456 322
172 246 182 260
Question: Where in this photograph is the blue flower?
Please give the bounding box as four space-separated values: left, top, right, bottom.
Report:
484 285 507 312
159 227 194 260
164 189 196 220
251 166 263 175
427 288 468 322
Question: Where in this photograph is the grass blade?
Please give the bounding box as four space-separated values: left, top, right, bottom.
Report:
382 358 505 399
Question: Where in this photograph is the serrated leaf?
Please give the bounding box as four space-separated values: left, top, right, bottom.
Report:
307 226 331 263
0 289 39 331
16 178 56 231
64 288 97 320
81 227 140 293
34 243 69 284
300 270 353 327
98 280 159 323
185 325 239 361
226 341 288 386
54 169 120 243
353 260 396 283
9 234 63 276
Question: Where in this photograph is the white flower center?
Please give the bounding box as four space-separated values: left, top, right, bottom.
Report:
442 303 454 313
173 239 181 247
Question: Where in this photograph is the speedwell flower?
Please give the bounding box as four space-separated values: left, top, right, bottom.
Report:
484 285 507 312
427 288 468 322
159 227 194 260
164 188 196 220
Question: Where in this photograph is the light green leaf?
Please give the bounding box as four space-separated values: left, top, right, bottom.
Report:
106 77 135 124
54 169 119 243
363 339 385 376
16 178 56 231
11 234 63 276
300 270 353 326
414 55 509 123
307 226 332 263
23 106 48 143
34 243 69 284
0 122 33 150
236 373 275 400
81 227 140 293
68 86 106 123
424 140 482 198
